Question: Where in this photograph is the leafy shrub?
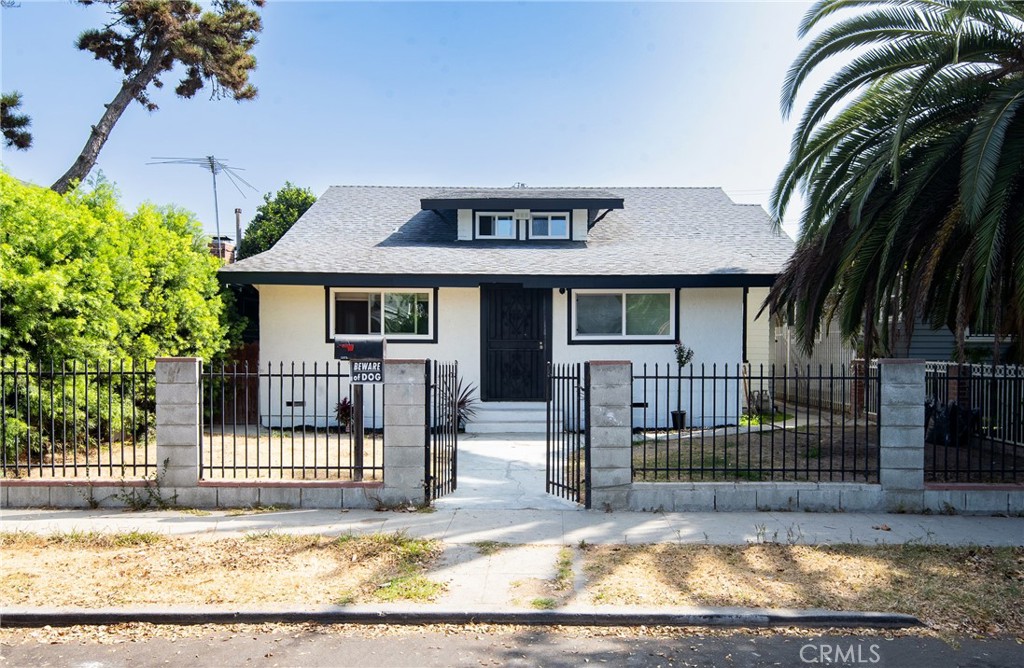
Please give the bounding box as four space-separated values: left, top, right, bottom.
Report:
1 363 153 464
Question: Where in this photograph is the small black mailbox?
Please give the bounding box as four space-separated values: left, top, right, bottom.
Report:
334 337 386 360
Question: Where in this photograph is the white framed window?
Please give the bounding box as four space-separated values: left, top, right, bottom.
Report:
331 289 433 340
475 212 516 239
572 289 675 340
529 213 569 240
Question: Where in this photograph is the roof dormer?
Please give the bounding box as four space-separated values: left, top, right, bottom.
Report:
420 188 624 243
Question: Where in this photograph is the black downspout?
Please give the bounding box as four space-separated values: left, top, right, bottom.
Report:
742 287 749 363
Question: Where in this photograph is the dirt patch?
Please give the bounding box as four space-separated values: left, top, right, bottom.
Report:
632 425 878 483
509 578 559 609
2 429 385 482
925 437 1024 484
0 531 443 607
509 547 577 609
582 543 1024 637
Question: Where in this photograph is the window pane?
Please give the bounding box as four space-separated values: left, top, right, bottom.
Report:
576 294 622 335
531 217 549 237
549 216 568 237
369 293 382 334
415 294 429 335
479 216 494 237
335 294 370 335
495 216 515 237
383 292 430 335
626 293 671 335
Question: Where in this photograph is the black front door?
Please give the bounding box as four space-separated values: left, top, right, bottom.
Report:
481 285 551 401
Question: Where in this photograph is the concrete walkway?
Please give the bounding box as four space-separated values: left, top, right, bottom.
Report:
2 507 1022 546
432 433 579 511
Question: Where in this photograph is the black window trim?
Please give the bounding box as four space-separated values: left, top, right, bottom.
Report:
471 208 576 242
566 287 680 346
324 286 439 344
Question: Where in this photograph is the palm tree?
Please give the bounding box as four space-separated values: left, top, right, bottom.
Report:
767 0 1024 362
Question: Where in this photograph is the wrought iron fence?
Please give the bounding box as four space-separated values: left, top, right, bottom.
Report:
632 363 879 483
546 362 589 506
425 360 458 501
1 359 156 478
924 362 1024 483
201 361 383 480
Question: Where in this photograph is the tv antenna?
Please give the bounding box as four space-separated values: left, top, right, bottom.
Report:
148 155 258 241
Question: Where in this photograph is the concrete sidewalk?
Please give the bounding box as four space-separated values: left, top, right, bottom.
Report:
2 507 1022 546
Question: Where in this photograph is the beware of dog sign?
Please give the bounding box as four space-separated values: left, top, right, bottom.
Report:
351 359 384 385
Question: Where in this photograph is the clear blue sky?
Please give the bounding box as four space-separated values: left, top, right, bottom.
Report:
1 1 817 240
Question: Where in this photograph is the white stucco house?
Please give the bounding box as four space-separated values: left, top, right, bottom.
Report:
220 186 793 430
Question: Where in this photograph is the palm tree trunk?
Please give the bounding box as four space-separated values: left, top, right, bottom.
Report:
955 280 968 364
51 41 168 194
863 296 875 362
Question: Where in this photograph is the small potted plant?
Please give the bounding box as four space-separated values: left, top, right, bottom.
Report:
335 397 352 433
672 343 695 430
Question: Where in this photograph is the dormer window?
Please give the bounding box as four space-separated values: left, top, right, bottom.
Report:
476 213 516 239
424 189 624 243
529 213 569 240
474 211 571 240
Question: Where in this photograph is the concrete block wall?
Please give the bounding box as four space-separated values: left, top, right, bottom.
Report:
587 362 634 510
878 359 925 512
155 358 201 488
378 360 428 507
629 482 884 512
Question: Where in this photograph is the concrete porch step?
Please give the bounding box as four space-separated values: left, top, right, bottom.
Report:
465 421 547 434
465 402 549 434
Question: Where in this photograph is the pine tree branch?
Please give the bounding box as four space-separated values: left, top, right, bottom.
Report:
51 35 169 194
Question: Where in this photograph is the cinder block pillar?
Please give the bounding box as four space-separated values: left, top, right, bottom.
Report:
155 357 201 488
879 359 925 511
380 360 428 506
587 361 633 511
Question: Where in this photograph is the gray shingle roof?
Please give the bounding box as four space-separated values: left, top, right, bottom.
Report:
221 186 793 284
425 187 622 200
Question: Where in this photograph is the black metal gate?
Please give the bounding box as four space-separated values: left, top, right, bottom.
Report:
425 360 458 501
546 362 590 507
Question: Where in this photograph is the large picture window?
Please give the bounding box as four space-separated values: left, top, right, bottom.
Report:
332 289 433 339
573 290 673 340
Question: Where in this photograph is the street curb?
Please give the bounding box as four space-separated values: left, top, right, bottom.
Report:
0 607 921 629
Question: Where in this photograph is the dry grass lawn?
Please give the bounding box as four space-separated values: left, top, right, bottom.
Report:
583 544 1024 637
0 531 443 607
632 427 879 483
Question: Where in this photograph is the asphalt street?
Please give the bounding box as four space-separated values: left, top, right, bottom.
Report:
1 627 1022 668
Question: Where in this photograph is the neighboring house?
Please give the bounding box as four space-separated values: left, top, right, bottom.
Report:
897 317 1014 362
219 186 793 430
771 315 1015 370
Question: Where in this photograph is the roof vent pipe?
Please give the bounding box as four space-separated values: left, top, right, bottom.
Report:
235 208 243 247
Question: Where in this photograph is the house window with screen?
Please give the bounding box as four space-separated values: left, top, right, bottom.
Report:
333 290 432 339
476 213 516 239
529 213 569 239
573 290 674 340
